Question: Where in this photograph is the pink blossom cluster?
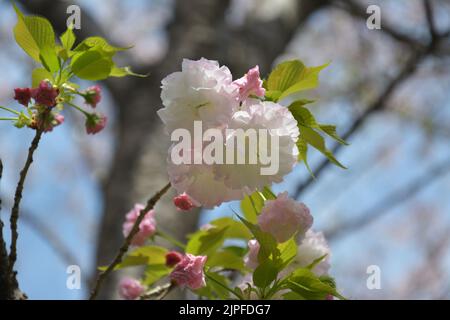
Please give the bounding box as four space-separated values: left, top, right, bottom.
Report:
159 58 299 209
12 81 106 134
122 204 157 246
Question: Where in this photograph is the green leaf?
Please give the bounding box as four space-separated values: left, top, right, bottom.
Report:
289 102 319 127
318 124 348 145
282 291 306 300
13 4 55 62
286 268 345 300
110 66 147 78
306 254 328 271
73 36 129 55
60 24 76 51
278 63 328 101
198 272 231 299
39 45 59 73
240 188 275 223
261 186 277 200
240 195 258 224
186 225 228 256
32 68 53 87
236 215 279 262
99 245 167 271
211 217 252 240
266 60 306 93
296 137 313 176
253 260 278 289
289 101 347 146
278 238 297 270
299 125 346 169
70 49 113 80
143 264 171 286
206 250 246 271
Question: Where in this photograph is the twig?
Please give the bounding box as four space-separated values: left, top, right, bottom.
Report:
0 159 11 299
8 129 43 276
89 182 171 300
325 157 450 240
423 0 438 41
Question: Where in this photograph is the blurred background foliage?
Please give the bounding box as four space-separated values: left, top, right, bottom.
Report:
0 0 450 299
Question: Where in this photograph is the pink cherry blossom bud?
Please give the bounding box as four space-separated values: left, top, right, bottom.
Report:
85 113 107 134
244 239 260 269
83 85 102 108
258 192 313 243
165 251 184 267
122 204 157 246
36 112 64 132
170 254 207 290
173 193 199 211
54 114 65 125
118 277 145 300
233 65 265 102
13 87 32 106
31 81 59 107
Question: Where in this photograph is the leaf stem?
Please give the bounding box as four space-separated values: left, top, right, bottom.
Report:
0 106 20 115
65 101 89 116
0 118 18 121
89 182 171 300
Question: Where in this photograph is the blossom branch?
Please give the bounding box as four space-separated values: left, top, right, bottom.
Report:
89 182 171 300
8 129 43 276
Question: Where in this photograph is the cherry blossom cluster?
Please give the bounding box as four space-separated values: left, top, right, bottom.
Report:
158 58 299 209
4 81 107 134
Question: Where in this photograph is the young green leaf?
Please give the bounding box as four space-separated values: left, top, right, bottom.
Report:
73 36 129 55
99 245 167 271
60 25 76 51
296 138 314 176
186 226 229 256
206 250 246 272
253 260 278 289
13 4 55 62
143 264 171 286
39 45 59 73
70 49 113 80
32 68 53 87
110 66 147 78
299 125 346 169
278 63 329 101
236 215 279 262
266 60 306 93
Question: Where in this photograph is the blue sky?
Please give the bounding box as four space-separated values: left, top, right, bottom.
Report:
1 0 450 299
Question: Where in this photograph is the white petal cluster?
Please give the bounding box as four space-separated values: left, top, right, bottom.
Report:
159 58 300 208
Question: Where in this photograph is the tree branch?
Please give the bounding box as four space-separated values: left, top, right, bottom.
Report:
293 31 440 200
8 129 43 278
423 0 438 41
325 157 450 240
0 159 10 299
333 0 425 49
89 182 171 300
